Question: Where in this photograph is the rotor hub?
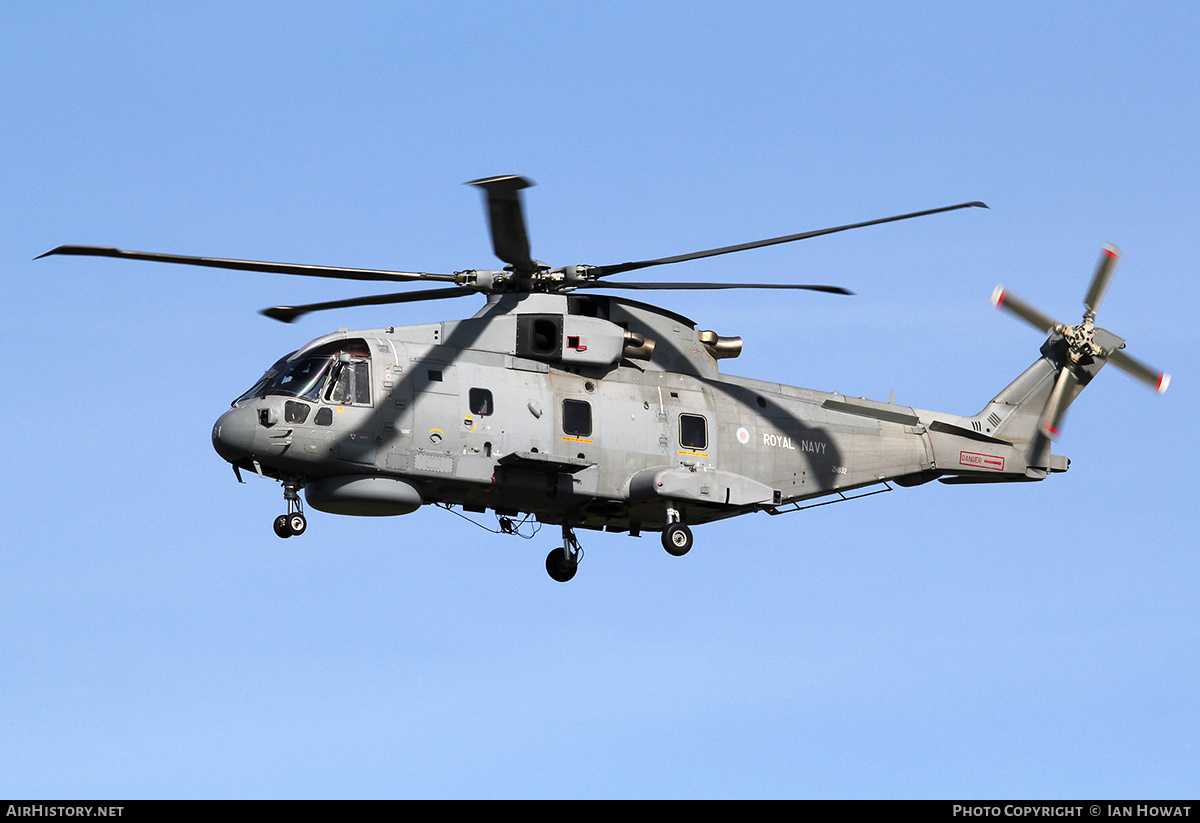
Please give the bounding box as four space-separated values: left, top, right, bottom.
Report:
1063 318 1102 363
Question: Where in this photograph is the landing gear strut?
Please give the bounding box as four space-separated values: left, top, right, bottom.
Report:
661 506 693 556
273 478 307 538
546 525 582 582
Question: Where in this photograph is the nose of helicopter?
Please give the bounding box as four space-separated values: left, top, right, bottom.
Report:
212 405 257 463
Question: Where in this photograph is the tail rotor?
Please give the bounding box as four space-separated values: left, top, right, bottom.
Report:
992 244 1169 440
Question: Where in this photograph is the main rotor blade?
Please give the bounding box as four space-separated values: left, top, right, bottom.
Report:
261 286 477 323
1083 243 1120 316
590 201 988 278
467 175 537 274
576 281 852 294
1038 366 1078 440
36 245 458 283
1107 348 1170 394
991 285 1064 334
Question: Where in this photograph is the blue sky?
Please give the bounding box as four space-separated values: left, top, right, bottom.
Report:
3 2 1198 798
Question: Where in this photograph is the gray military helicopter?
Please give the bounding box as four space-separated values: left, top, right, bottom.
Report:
40 176 1169 581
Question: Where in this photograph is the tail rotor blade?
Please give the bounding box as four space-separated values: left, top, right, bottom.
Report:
1038 367 1079 440
1108 348 1170 394
1083 243 1120 316
991 286 1063 334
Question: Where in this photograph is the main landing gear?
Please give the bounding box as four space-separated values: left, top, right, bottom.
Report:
545 525 582 583
544 512 694 581
273 478 307 538
661 506 693 556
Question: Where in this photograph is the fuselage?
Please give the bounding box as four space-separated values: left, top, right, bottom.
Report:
212 291 1054 534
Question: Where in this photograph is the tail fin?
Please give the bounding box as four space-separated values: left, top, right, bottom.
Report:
965 337 1093 473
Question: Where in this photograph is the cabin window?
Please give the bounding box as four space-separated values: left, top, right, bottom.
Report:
469 388 493 416
679 414 707 451
563 399 592 437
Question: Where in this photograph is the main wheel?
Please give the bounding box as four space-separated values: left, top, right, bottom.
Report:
545 547 578 582
662 523 693 556
287 512 307 536
273 514 293 538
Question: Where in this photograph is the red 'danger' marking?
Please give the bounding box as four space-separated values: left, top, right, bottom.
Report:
960 450 1005 471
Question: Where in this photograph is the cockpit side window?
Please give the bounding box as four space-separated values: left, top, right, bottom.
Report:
325 360 371 406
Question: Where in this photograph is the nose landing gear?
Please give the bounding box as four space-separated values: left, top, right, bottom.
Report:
273 478 307 538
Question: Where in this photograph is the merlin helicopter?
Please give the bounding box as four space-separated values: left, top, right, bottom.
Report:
39 176 1169 581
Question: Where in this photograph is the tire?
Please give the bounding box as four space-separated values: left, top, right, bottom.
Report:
662 523 693 556
287 512 307 536
273 514 293 538
545 548 578 582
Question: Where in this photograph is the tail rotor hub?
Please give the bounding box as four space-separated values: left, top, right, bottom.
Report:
1063 317 1101 364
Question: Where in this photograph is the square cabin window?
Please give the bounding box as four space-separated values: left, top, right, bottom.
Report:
679 414 708 451
562 399 592 437
469 388 493 416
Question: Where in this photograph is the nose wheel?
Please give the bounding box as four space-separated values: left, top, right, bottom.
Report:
273 479 307 538
273 511 307 538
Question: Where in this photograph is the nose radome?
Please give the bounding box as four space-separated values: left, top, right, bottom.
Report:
212 405 257 463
